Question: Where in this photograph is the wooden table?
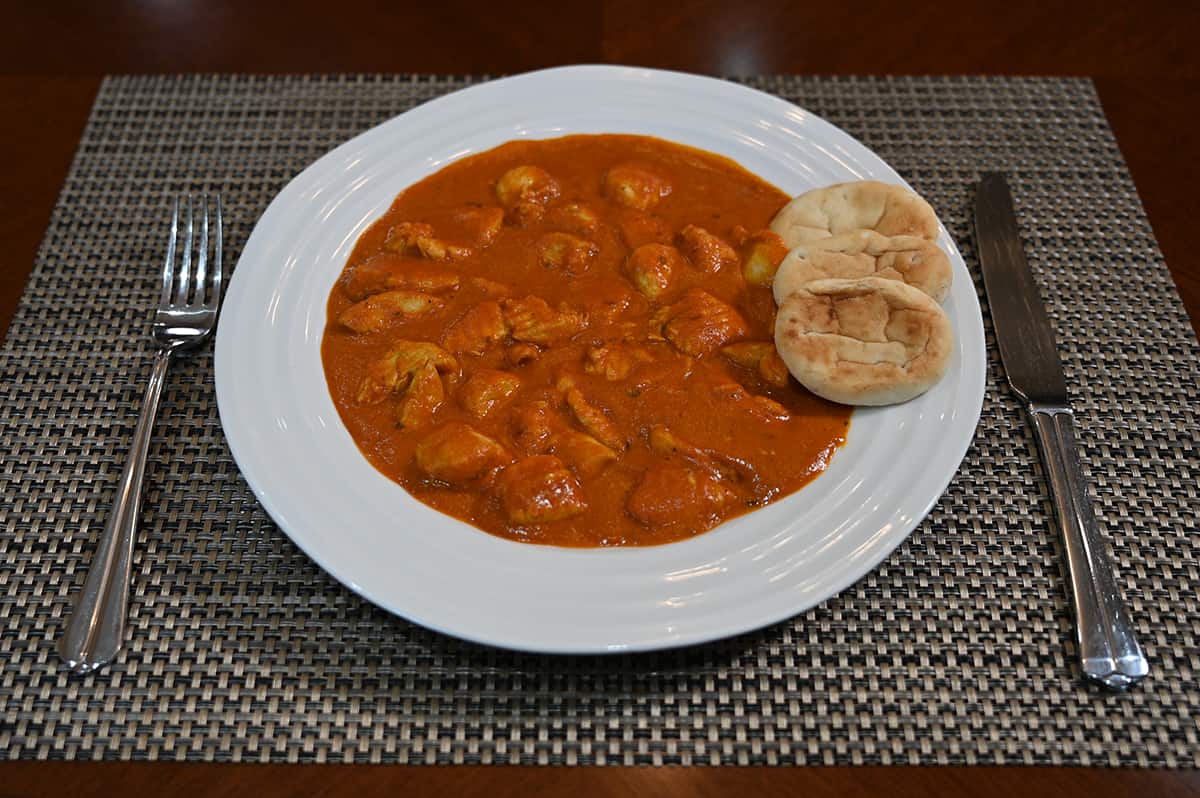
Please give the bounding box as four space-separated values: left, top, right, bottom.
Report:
2 2 1197 795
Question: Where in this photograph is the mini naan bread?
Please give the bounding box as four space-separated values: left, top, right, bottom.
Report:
769 181 939 248
772 230 952 305
774 276 953 406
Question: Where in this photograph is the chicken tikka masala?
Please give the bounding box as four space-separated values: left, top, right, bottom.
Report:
322 134 851 547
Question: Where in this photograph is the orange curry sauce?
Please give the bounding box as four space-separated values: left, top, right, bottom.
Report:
321 135 850 547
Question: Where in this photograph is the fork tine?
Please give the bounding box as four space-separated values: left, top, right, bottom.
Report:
193 194 209 307
210 195 223 308
159 198 179 307
174 195 193 305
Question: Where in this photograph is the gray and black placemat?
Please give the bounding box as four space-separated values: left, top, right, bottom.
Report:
1 75 1197 766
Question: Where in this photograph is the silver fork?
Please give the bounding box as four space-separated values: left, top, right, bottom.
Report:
59 195 223 674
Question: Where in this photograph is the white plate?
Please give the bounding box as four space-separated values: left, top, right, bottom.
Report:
215 66 986 653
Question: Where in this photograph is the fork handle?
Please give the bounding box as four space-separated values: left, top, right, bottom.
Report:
1028 403 1149 689
59 347 174 673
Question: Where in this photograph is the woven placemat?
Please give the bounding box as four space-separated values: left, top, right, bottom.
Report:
1 75 1197 767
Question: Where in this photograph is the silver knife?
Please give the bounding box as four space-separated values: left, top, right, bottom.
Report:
974 173 1148 690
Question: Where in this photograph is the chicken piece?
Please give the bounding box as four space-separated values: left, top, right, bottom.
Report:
626 464 737 528
648 424 733 481
628 352 695 397
388 341 457 377
508 202 547 227
711 382 791 422
561 385 626 451
720 342 790 388
458 368 522 419
356 341 457 404
548 201 603 235
496 455 587 524
495 165 561 226
454 205 505 247
341 255 460 301
740 229 790 286
470 277 512 297
384 221 471 261
677 224 738 273
648 424 711 465
747 395 791 422
649 424 764 491
653 289 750 356
415 423 510 484
338 291 444 333
396 361 445 430
501 295 587 346
603 164 671 210
624 243 685 300
510 400 556 454
647 315 666 342
617 211 673 248
507 343 540 367
583 343 653 381
535 232 599 274
579 278 641 325
495 165 561 208
384 221 434 251
552 430 618 477
443 301 510 355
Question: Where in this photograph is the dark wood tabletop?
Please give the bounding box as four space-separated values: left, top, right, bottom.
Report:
2 2 1198 796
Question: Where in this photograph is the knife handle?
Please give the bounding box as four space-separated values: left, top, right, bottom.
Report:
1028 404 1149 689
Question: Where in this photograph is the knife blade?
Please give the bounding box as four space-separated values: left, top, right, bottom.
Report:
974 173 1148 690
974 175 1069 405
